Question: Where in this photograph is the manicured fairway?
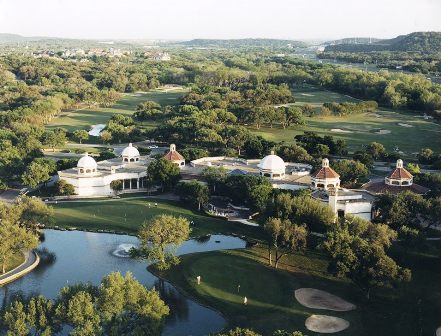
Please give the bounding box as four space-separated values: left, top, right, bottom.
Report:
162 243 441 336
51 198 262 238
251 85 441 155
47 87 186 132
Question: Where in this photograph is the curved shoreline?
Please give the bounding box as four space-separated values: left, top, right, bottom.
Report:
0 251 40 286
148 264 230 334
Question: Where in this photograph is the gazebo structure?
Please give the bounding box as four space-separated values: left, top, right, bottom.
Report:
163 144 185 167
311 158 340 190
258 152 286 180
121 143 140 163
363 159 429 195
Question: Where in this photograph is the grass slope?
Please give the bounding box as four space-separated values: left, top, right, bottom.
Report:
52 198 262 239
251 85 441 154
161 243 441 336
47 88 185 132
3 252 25 274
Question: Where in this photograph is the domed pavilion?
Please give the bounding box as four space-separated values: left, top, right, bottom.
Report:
258 152 286 180
77 153 97 175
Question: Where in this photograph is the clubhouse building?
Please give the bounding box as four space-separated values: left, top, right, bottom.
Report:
58 143 425 222
58 143 185 197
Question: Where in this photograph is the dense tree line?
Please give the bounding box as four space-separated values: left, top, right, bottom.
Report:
1 272 169 335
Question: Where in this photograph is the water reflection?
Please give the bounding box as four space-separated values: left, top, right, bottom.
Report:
0 230 246 336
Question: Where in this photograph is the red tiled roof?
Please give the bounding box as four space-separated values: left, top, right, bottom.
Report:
312 167 340 179
387 168 413 180
163 150 184 161
363 181 429 195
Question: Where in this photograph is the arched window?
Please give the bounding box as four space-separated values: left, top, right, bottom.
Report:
80 169 84 173
402 181 409 185
130 158 134 162
264 173 271 177
311 182 316 187
124 158 128 162
327 184 334 188
392 180 399 185
317 183 325 189
136 158 139 162
86 169 91 173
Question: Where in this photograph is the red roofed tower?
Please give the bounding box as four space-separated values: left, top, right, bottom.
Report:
385 159 413 186
311 158 340 190
163 144 185 168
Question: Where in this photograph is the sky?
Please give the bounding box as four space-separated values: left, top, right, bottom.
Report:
0 0 440 40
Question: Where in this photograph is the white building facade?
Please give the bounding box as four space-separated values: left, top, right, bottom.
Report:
58 144 151 197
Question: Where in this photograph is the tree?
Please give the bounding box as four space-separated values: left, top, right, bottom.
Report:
72 130 89 144
332 159 368 187
147 158 181 192
277 145 312 163
110 180 123 195
282 106 305 128
202 166 227 193
0 207 39 273
3 272 169 336
375 191 429 230
176 181 209 210
135 215 190 270
267 193 335 233
100 130 112 144
418 148 434 164
15 196 54 233
321 216 411 299
223 126 250 156
22 158 56 189
406 162 420 175
55 179 75 196
366 142 386 160
42 128 67 152
265 217 307 268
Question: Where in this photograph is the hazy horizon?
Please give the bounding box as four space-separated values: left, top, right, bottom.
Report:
0 0 440 41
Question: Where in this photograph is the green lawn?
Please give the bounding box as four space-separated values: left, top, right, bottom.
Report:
47 88 186 132
161 243 441 336
51 198 263 239
3 252 25 274
251 85 441 155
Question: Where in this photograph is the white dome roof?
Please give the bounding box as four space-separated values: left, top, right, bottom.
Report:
258 154 285 172
121 143 140 158
77 153 97 169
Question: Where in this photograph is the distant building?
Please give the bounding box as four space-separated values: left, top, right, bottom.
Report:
310 158 340 190
311 158 374 221
363 159 430 195
163 144 185 167
257 152 286 180
58 144 151 197
144 51 171 61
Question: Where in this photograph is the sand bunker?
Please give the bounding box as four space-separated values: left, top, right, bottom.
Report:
330 128 353 133
300 93 315 97
305 315 350 333
436 327 441 336
375 129 391 134
398 123 414 128
295 288 356 311
368 113 382 118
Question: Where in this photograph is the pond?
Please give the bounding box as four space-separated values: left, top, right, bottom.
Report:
0 230 247 336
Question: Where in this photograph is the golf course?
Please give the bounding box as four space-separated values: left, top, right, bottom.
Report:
47 86 186 132
50 197 441 336
251 84 441 155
